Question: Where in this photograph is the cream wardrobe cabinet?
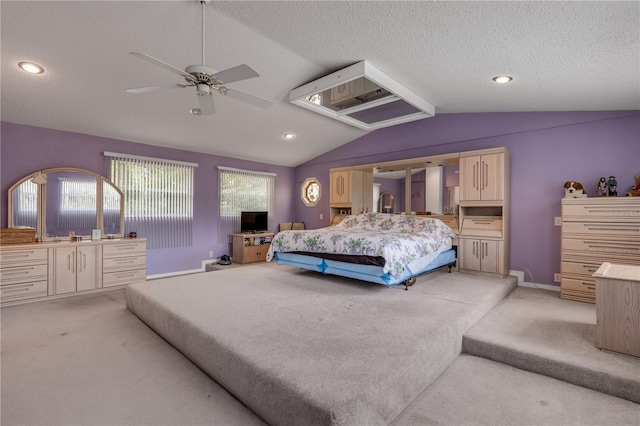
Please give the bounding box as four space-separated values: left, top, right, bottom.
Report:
458 148 510 277
329 168 373 222
460 151 505 202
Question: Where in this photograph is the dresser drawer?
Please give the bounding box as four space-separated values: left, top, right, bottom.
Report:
460 216 503 238
562 200 640 222
560 287 596 303
0 264 48 285
1 248 47 266
561 261 601 278
562 221 640 239
561 277 596 294
103 242 146 257
103 268 147 287
103 255 146 272
1 280 48 302
562 238 640 259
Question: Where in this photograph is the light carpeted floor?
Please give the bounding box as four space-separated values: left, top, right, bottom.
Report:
2 264 639 425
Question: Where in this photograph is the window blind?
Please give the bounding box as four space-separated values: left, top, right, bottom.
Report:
218 166 275 243
107 153 196 249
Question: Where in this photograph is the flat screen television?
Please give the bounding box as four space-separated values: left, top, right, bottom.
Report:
240 211 268 233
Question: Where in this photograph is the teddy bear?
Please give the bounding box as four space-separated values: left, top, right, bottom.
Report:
625 173 640 197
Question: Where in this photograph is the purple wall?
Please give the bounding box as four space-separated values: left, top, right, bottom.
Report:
293 111 640 286
1 122 296 275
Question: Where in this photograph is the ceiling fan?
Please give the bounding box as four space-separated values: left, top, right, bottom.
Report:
125 0 272 115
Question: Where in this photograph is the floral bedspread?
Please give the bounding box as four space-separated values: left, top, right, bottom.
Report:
266 213 456 278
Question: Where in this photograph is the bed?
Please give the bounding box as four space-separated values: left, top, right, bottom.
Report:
266 213 457 288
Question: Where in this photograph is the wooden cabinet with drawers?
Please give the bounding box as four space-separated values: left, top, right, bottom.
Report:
1 247 49 303
232 233 274 264
1 238 147 306
560 198 640 303
103 241 147 287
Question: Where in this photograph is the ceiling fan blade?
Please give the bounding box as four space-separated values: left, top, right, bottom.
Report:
214 64 260 85
130 52 195 82
225 89 273 109
125 83 187 94
198 93 216 115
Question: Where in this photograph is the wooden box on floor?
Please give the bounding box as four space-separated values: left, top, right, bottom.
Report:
594 262 640 358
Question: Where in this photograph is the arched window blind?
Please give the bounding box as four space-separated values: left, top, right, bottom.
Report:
106 152 197 249
218 166 275 243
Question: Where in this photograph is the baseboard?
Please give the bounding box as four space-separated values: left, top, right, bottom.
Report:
519 281 561 292
509 270 524 285
147 265 208 280
510 269 560 292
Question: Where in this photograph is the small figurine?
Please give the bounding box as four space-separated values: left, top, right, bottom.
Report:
596 177 608 196
608 176 618 196
625 173 640 197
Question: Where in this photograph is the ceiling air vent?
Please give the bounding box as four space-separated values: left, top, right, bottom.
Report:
289 61 435 130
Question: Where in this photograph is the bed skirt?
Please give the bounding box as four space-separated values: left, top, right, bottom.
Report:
274 248 457 286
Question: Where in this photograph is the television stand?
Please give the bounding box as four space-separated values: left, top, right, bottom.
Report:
231 232 274 264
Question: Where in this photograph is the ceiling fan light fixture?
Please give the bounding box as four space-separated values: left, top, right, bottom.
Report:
196 83 211 96
18 61 44 74
492 75 513 84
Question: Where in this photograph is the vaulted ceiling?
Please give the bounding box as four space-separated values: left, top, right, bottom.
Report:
2 1 638 167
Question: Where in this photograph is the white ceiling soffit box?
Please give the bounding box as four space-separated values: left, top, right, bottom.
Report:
289 61 435 130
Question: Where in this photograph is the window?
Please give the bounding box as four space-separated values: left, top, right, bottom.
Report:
218 166 275 243
301 177 321 206
106 152 197 249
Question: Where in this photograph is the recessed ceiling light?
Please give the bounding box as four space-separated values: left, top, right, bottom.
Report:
283 132 296 140
492 75 513 84
190 108 202 115
18 61 44 74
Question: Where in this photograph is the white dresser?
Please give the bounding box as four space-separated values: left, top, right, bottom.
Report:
560 198 640 303
1 238 147 306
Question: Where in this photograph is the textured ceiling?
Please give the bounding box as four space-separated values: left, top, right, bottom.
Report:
2 1 638 167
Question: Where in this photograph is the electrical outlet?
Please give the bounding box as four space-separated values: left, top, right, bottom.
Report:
209 251 214 258
320 213 323 220
554 273 561 283
554 216 562 226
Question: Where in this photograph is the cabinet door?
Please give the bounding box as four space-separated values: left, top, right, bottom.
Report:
244 245 268 263
460 156 481 201
479 153 503 201
76 245 98 292
53 247 77 294
479 240 499 274
330 171 351 204
460 239 481 271
460 239 500 274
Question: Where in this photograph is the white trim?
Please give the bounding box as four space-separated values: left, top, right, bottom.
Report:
217 165 276 177
104 151 198 168
519 281 561 292
509 270 524 285
146 268 204 280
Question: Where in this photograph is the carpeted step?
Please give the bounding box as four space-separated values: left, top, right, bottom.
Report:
392 354 640 425
127 265 516 426
462 287 640 403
